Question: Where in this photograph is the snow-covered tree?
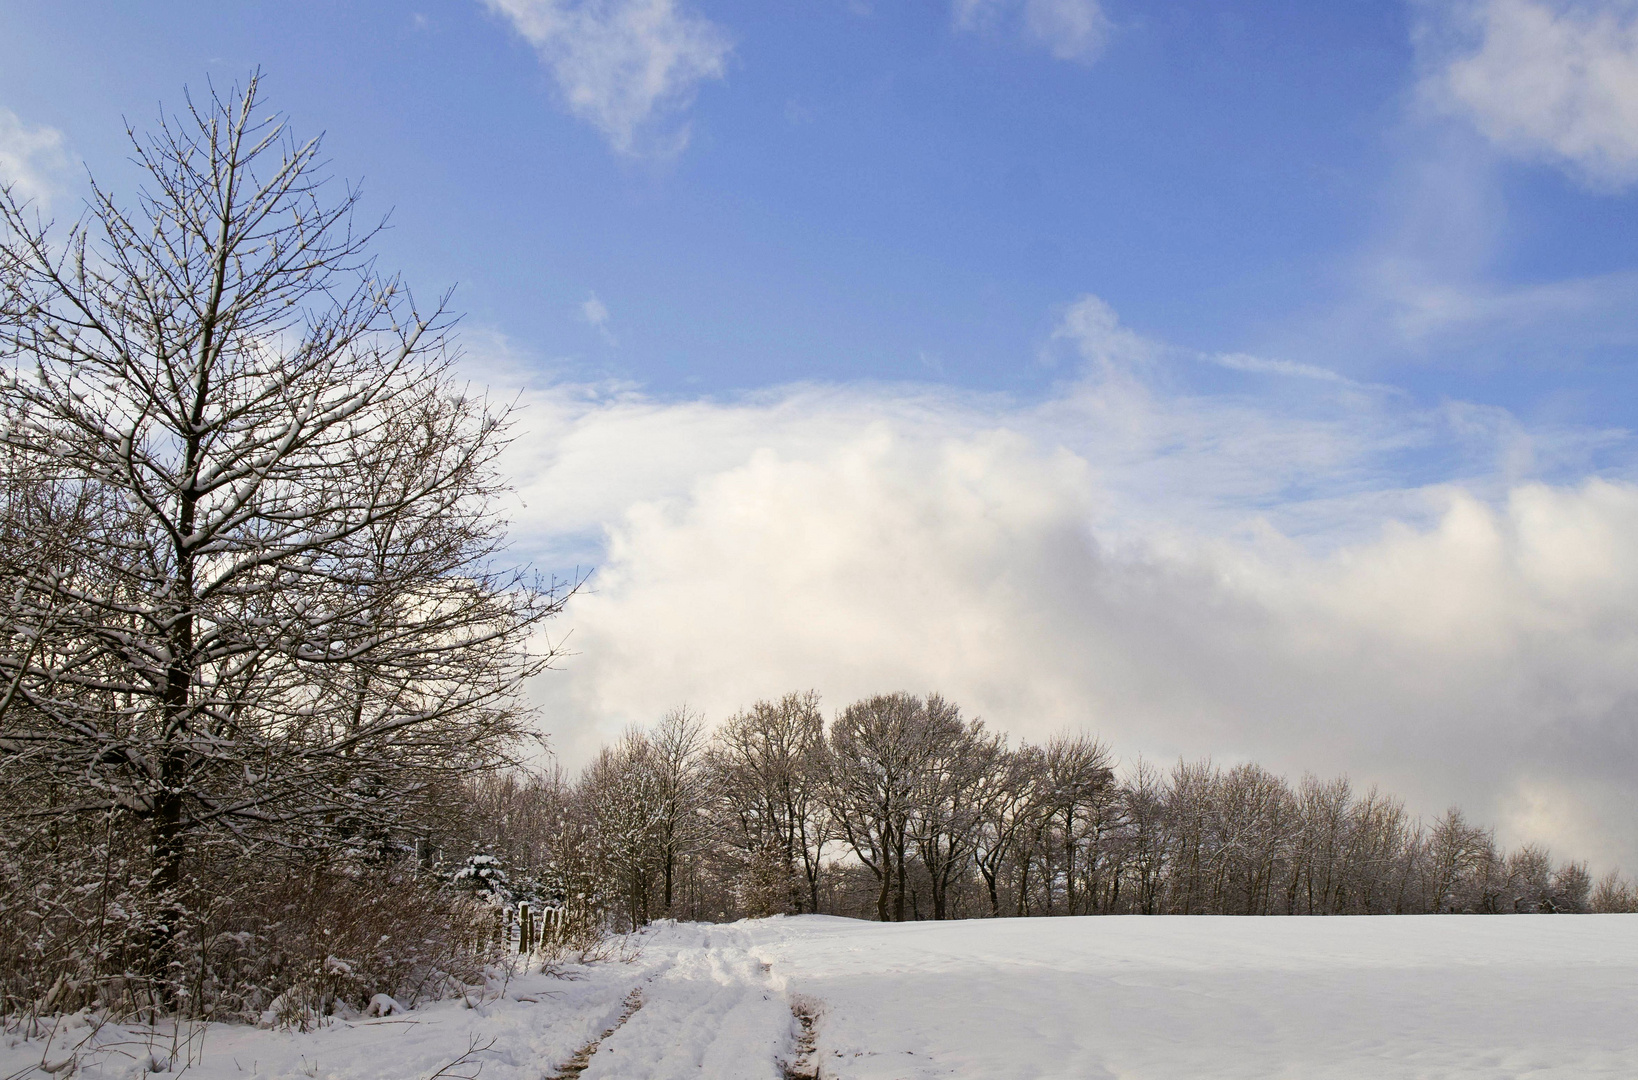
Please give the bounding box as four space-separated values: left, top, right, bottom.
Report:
583 729 668 931
0 75 567 981
710 692 829 915
651 706 712 915
451 853 513 905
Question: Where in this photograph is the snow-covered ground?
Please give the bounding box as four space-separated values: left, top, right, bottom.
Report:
5 914 1635 1079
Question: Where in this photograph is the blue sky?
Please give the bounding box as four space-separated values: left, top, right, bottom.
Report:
9 0 1638 870
9 1 1638 412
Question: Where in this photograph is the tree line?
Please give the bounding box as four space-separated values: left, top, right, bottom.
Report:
458 691 1638 932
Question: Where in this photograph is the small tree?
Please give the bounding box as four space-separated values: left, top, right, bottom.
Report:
711 691 829 914
583 729 666 931
0 75 568 983
451 853 514 905
825 692 937 922
651 706 711 914
907 697 999 920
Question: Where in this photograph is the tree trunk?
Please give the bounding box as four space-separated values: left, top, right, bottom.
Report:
146 784 186 995
982 864 1001 916
893 837 907 922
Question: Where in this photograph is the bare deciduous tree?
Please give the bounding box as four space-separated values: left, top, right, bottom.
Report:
971 745 1039 917
908 697 1000 920
583 729 666 931
651 705 711 914
826 692 948 922
710 692 829 914
1033 733 1114 916
0 76 567 976
1592 868 1638 913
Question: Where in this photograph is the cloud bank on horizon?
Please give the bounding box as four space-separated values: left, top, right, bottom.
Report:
488 292 1638 873
357 0 1638 874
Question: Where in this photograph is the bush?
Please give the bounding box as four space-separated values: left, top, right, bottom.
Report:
0 823 506 1027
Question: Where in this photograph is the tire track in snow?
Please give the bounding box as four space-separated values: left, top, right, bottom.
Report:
781 997 821 1080
575 925 800 1080
543 986 644 1079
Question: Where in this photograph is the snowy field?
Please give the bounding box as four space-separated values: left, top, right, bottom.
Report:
5 914 1636 1079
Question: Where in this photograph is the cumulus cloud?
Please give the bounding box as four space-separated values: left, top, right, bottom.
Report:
536 432 1638 872
953 0 1111 64
481 294 1638 871
482 0 731 155
0 108 68 209
1427 0 1638 187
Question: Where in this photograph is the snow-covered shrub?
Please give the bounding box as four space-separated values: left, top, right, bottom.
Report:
450 854 513 905
448 771 618 953
0 814 163 1022
195 862 504 1027
0 818 506 1025
736 843 801 919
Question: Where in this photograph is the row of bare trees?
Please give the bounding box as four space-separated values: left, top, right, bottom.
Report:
463 691 1632 931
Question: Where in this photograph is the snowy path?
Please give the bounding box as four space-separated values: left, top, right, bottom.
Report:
544 985 645 1078
5 915 1635 1078
577 924 794 1080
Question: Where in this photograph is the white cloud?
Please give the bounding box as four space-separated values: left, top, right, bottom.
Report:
0 108 68 209
953 0 1110 64
482 295 1638 872
581 293 609 327
1428 0 1638 186
1211 352 1352 385
1048 293 1153 370
482 0 731 155
1301 124 1638 362
952 0 1003 29
580 291 616 344
1021 0 1110 63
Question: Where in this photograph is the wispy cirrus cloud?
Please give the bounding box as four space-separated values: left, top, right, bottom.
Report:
482 0 731 155
953 0 1111 64
1423 0 1638 188
0 107 68 209
1291 40 1638 367
581 291 617 345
